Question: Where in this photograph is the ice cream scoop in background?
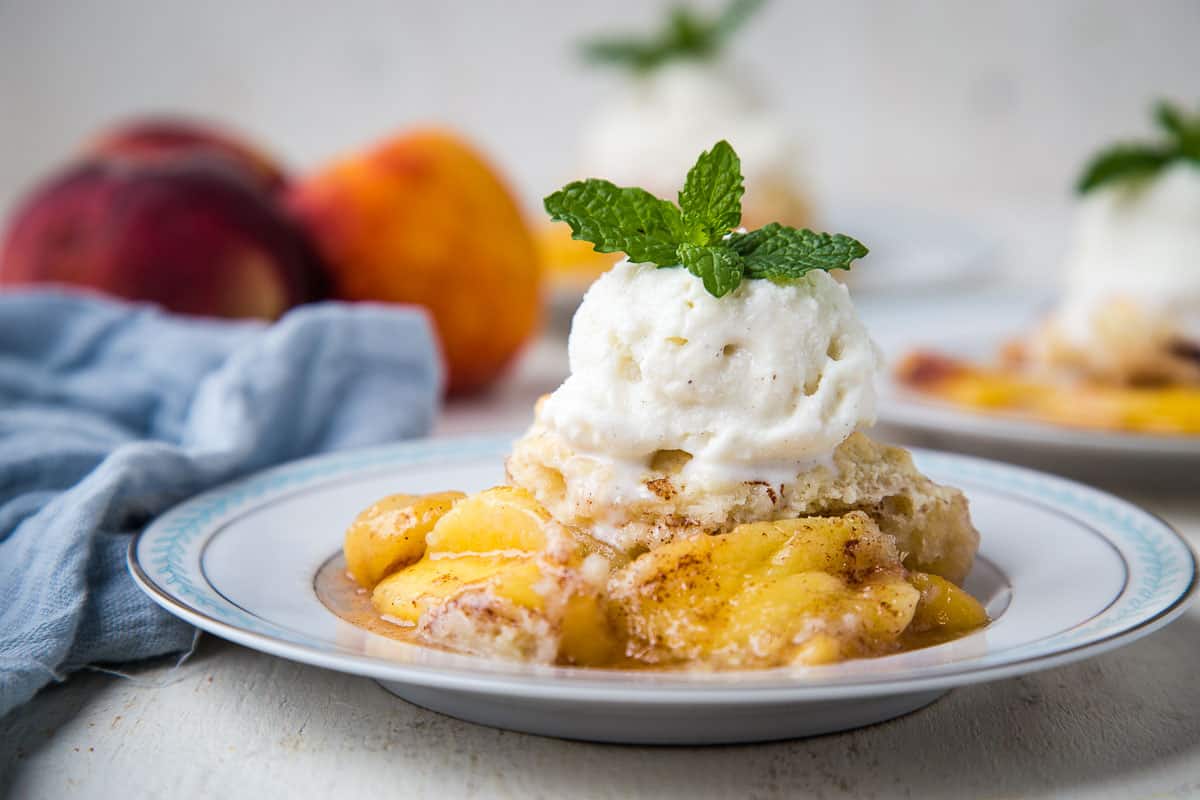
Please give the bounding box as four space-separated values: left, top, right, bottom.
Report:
1033 101 1200 385
577 0 806 225
579 59 810 232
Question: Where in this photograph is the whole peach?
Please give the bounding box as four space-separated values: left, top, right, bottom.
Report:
288 129 541 394
88 117 287 193
0 158 323 318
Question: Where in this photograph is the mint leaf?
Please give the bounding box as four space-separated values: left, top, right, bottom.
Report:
665 7 713 57
545 179 684 265
678 243 744 297
1155 100 1190 142
1158 101 1200 159
580 0 763 73
679 140 744 243
543 141 869 299
1076 145 1172 194
580 39 664 72
1077 101 1200 193
713 0 766 45
731 223 868 280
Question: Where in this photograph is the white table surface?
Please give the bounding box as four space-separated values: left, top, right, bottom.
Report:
4 330 1200 800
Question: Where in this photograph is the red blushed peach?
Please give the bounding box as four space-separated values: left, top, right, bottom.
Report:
0 158 324 319
87 117 287 193
288 129 541 394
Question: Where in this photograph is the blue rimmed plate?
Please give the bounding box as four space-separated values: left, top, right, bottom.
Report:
858 291 1200 488
128 435 1195 744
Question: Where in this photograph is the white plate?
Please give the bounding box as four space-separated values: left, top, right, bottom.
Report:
128 436 1195 745
860 291 1200 487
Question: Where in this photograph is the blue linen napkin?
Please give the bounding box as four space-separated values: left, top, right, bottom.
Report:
0 291 442 716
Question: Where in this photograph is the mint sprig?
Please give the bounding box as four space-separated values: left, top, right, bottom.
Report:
678 243 743 297
543 179 684 265
1077 100 1200 194
731 224 869 282
581 0 764 74
544 140 868 298
680 140 744 241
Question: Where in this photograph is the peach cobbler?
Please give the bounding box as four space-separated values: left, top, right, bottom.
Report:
899 102 1200 434
331 142 987 670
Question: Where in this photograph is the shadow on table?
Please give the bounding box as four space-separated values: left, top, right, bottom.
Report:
400 613 1200 799
5 613 1197 798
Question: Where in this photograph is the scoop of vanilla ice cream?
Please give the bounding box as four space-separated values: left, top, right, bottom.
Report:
579 60 803 222
538 260 880 485
1055 162 1200 346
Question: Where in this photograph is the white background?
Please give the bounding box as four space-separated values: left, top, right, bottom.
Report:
2 0 1198 221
